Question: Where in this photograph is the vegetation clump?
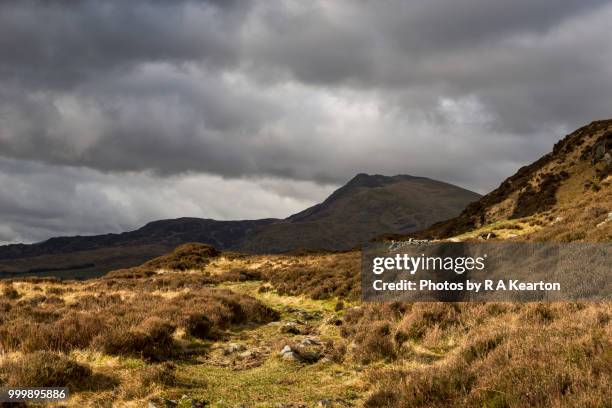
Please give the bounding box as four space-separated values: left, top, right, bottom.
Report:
0 351 92 389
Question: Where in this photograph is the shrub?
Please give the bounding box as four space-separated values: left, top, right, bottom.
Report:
181 313 212 339
20 313 107 353
144 243 220 271
263 253 361 300
0 351 92 389
139 362 176 387
93 318 176 361
365 363 475 408
524 303 555 324
397 303 461 340
462 333 505 363
104 268 157 279
2 285 20 300
353 321 396 364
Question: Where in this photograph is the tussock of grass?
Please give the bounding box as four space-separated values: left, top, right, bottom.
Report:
0 285 278 360
339 302 611 407
262 252 361 300
0 351 92 388
143 243 220 271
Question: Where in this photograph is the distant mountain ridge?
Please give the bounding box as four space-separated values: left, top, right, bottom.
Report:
0 173 480 278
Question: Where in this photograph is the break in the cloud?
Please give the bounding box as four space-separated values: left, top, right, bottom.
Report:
0 157 335 245
0 0 611 243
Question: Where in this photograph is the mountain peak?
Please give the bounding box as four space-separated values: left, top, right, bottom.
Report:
345 173 419 189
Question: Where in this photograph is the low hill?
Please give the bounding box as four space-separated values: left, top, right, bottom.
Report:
0 174 479 278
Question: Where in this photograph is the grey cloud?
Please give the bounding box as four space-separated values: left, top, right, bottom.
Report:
0 157 335 244
1 0 611 242
0 0 247 88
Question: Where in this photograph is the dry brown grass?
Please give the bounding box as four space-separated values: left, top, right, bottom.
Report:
0 282 278 362
337 301 611 407
143 243 220 271
0 213 609 406
0 351 92 388
262 252 361 300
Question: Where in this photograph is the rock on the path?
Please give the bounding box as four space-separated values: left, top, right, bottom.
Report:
179 395 209 407
279 345 302 362
597 212 612 227
282 351 301 361
223 343 246 355
317 399 333 407
238 350 255 359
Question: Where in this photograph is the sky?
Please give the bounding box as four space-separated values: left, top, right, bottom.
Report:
1 0 611 244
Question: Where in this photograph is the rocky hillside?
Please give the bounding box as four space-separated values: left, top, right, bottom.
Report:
0 174 479 278
405 120 612 241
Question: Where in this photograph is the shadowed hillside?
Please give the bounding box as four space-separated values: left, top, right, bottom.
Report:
0 174 479 278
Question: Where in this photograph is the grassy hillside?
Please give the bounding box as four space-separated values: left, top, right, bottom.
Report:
0 236 609 407
403 119 611 241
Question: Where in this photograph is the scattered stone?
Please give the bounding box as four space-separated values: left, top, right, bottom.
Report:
282 351 301 362
238 350 254 359
317 399 333 407
596 212 612 228
223 343 246 355
279 345 302 362
175 395 209 407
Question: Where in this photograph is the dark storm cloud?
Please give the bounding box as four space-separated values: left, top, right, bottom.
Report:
1 0 611 242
